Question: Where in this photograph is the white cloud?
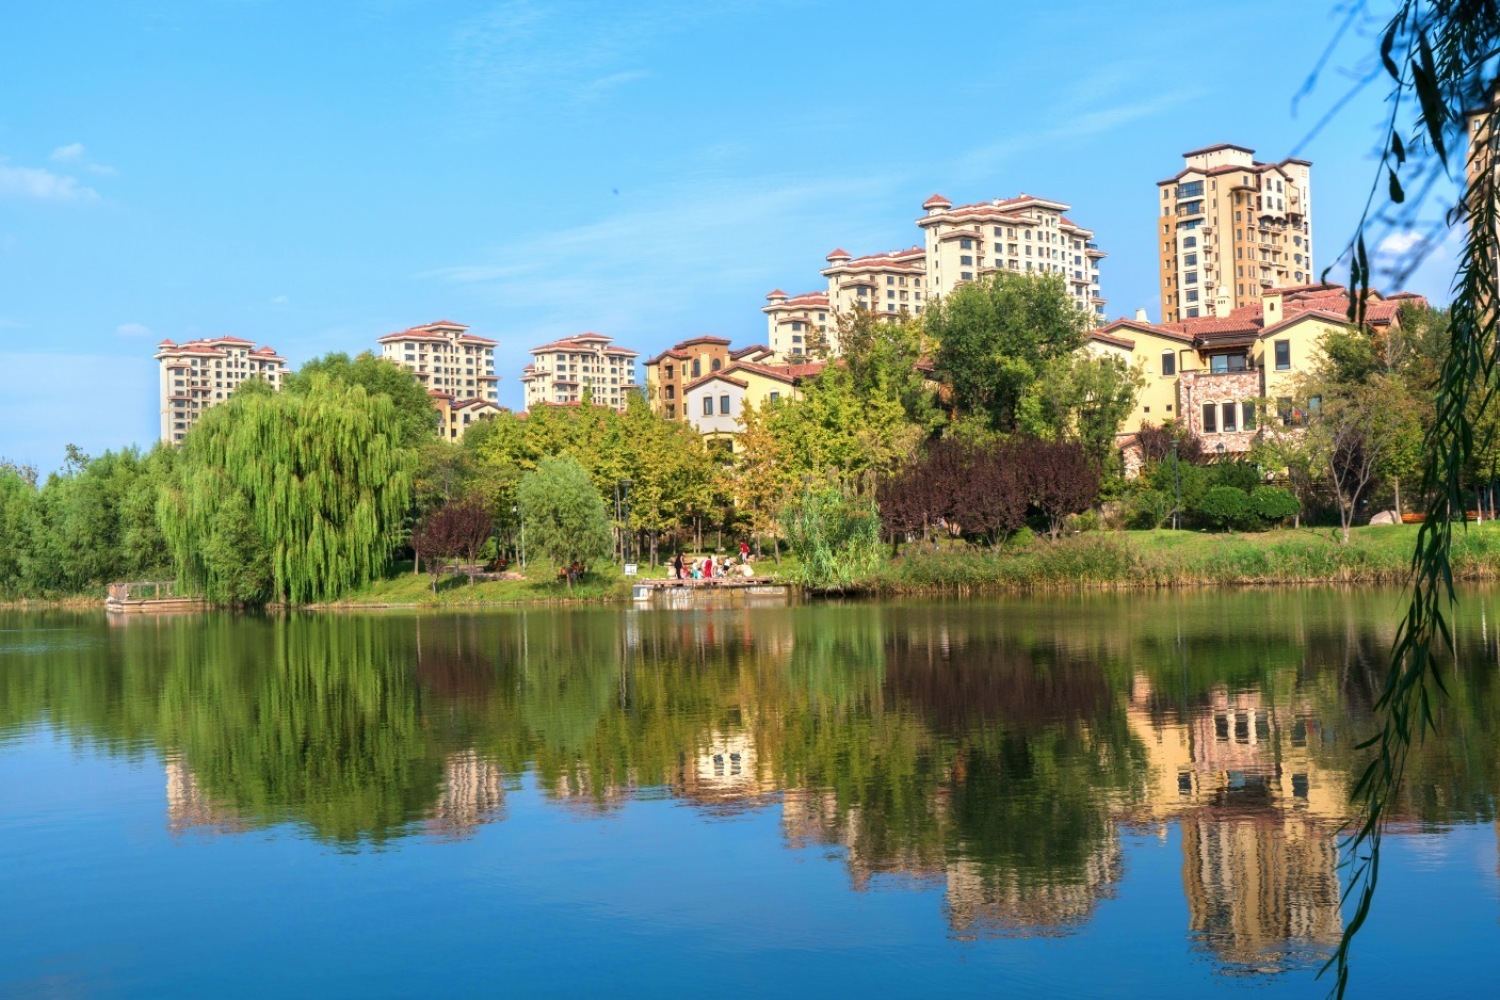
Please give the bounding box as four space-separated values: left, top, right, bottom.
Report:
48 143 117 177
115 322 153 338
270 294 290 306
447 0 733 130
1376 231 1427 257
0 159 99 203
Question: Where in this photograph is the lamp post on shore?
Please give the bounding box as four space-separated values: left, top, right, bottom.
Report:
620 478 632 565
513 501 525 570
1172 440 1181 531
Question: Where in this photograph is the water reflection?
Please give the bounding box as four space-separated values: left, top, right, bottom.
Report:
5 590 1499 977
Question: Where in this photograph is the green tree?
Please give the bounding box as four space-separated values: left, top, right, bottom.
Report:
1196 486 1251 531
160 375 416 605
927 272 1089 431
1019 352 1143 468
515 454 612 588
768 364 921 492
286 351 439 448
835 306 942 431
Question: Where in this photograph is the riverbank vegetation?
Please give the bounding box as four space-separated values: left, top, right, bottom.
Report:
0 275 1476 607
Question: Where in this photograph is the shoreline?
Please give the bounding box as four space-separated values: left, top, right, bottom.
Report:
9 525 1500 612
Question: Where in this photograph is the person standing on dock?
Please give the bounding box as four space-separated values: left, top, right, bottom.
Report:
673 551 684 580
740 540 750 562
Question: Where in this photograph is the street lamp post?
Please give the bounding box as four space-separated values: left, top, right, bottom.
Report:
513 501 525 570
620 478 633 565
1172 440 1181 531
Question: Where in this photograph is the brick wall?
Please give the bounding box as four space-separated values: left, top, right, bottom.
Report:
1179 369 1262 454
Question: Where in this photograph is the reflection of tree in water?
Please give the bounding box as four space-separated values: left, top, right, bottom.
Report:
19 591 1500 966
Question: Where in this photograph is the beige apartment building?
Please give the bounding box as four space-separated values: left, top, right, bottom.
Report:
764 192 1106 359
519 332 640 410
378 320 499 403
761 290 831 360
1157 144 1313 324
377 319 500 440
155 335 288 444
643 336 774 421
917 193 1106 321
821 246 928 337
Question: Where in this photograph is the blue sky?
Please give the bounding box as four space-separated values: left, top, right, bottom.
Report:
0 0 1455 471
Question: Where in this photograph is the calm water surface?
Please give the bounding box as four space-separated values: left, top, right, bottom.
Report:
3 591 1499 996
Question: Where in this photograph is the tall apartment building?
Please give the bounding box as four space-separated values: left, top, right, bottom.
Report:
378 320 499 403
761 290 830 360
644 336 774 421
519 333 640 410
1157 144 1313 324
822 246 929 334
918 194 1105 320
155 336 287 444
764 192 1106 360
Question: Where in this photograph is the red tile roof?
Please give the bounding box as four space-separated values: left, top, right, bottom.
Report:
922 194 952 209
826 248 851 260
766 289 788 299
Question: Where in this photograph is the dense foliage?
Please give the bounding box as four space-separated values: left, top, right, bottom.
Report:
160 375 416 605
515 454 613 586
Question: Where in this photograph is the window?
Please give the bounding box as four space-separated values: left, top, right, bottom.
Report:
769 391 781 404
1161 352 1176 376
961 271 973 281
791 321 803 331
1203 403 1217 433
719 394 731 415
1274 340 1291 370
959 255 973 266
1184 253 1198 266
1184 271 1198 285
1277 397 1295 426
1210 353 1247 373
1186 289 1199 303
702 396 713 416
1221 402 1237 433
1178 180 1204 198
1183 236 1197 248
1242 402 1257 430
959 237 972 249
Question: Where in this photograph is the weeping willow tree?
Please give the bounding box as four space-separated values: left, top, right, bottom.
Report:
1311 3 1500 996
159 376 416 605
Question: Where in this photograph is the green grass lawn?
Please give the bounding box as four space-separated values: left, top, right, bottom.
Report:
319 523 1500 607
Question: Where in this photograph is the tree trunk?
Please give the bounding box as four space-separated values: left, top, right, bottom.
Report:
413 550 421 576
1393 476 1402 517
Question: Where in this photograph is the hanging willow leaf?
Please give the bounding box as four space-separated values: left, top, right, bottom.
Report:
159 375 416 605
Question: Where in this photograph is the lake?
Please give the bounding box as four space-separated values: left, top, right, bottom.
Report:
2 591 1497 996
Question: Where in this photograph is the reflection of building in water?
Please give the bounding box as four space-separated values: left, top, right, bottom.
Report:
424 751 507 839
1180 815 1341 970
945 839 1122 940
165 756 247 835
781 779 1119 937
1125 677 1343 971
674 729 778 811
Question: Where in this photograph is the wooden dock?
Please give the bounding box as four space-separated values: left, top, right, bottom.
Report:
105 581 208 614
632 576 793 606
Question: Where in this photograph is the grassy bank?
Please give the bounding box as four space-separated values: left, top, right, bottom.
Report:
14 526 1495 611
871 523 1500 593
315 559 636 609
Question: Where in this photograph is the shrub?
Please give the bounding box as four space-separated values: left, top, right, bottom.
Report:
1196 486 1251 530
1131 490 1174 529
1249 486 1301 527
